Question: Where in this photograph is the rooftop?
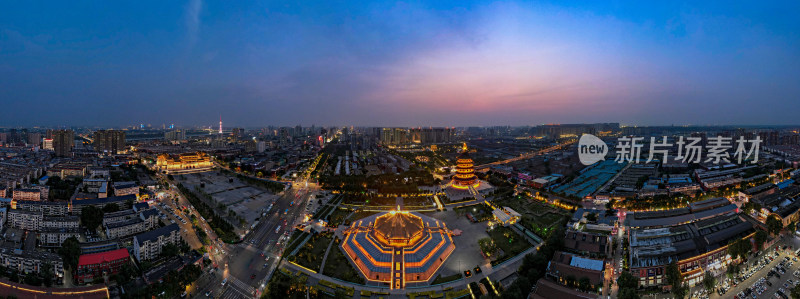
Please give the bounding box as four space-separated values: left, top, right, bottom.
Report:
77 248 129 266
133 223 179 244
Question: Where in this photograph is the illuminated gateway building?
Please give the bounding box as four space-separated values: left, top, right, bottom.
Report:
156 152 213 174
341 209 455 289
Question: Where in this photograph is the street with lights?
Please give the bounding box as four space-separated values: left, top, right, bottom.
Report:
184 175 318 299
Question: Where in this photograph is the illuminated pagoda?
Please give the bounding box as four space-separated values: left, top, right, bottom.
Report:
452 143 479 189
341 207 455 289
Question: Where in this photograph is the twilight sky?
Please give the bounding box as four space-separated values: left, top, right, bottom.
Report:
1 1 799 127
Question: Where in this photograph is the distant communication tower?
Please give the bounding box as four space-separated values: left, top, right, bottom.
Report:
219 115 223 134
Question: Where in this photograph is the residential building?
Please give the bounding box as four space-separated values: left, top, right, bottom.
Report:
0 207 6 232
38 228 82 247
12 187 48 201
0 245 64 280
132 223 181 261
42 216 80 229
42 138 53 150
140 209 159 230
104 218 146 239
71 194 134 214
7 209 43 231
51 129 74 157
102 209 137 226
93 130 126 154
112 181 138 197
164 130 186 141
15 200 70 216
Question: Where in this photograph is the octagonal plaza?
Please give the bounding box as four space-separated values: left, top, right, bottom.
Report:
341 209 456 289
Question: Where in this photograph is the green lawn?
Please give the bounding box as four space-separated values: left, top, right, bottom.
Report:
402 196 433 207
431 273 463 285
313 205 334 220
283 231 310 255
291 232 333 271
321 238 365 284
487 226 531 263
327 208 351 226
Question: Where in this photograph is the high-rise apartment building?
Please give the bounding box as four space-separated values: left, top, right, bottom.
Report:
93 130 126 154
27 132 42 147
52 130 74 157
164 130 186 141
42 138 54 150
231 128 244 141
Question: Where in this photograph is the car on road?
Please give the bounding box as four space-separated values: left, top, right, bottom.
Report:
221 278 227 286
251 274 256 279
205 291 213 297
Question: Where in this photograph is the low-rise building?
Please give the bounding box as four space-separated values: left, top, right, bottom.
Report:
563 229 611 258
738 182 776 202
491 206 521 226
74 248 129 284
71 194 134 214
140 209 160 230
625 198 737 229
628 213 754 287
753 185 800 226
7 209 43 231
546 251 606 288
0 245 64 280
42 215 80 229
38 228 82 247
87 167 110 179
12 187 48 201
104 218 146 239
102 209 137 226
133 223 181 261
112 181 138 197
132 202 150 212
15 200 70 216
530 279 597 299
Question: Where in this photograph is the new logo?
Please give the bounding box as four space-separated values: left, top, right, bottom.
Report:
578 134 607 165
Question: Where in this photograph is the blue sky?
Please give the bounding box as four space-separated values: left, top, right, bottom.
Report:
1 1 799 127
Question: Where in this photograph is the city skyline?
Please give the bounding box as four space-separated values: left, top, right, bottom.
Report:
2 1 799 127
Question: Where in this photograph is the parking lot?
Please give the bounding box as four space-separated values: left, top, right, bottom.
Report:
178 172 280 225
709 236 800 299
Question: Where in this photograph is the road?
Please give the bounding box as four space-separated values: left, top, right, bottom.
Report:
475 139 576 170
192 178 320 299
